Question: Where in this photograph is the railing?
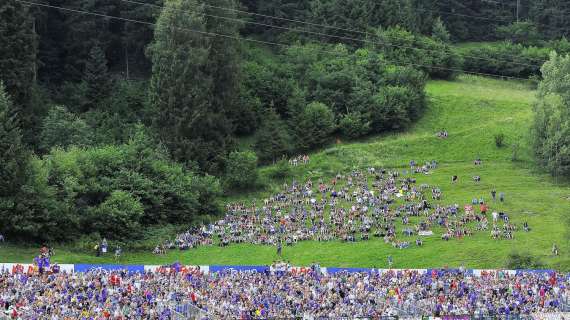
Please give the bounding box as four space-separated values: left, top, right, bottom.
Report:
154 299 209 319
561 294 570 312
171 300 209 319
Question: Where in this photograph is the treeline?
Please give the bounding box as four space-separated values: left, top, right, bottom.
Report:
460 38 570 79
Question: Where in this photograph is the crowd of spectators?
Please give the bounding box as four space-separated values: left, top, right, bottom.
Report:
1 265 568 319
157 162 521 253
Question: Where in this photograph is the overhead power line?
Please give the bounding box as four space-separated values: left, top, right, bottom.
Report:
135 0 554 64
18 0 537 82
119 0 546 69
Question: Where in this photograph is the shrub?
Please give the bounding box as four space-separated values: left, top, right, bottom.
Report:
225 150 258 190
511 141 520 161
496 22 540 45
339 112 370 139
267 159 291 180
375 27 463 80
506 252 545 269
495 133 505 148
40 105 92 151
254 108 292 163
460 42 549 78
295 102 336 151
88 190 144 240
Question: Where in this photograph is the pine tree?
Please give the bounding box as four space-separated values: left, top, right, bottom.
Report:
83 45 113 111
148 0 213 170
149 0 242 174
0 0 38 144
0 0 37 106
432 17 450 43
0 82 29 212
254 108 292 163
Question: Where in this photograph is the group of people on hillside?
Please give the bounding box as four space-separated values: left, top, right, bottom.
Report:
155 160 524 255
288 154 310 166
93 239 122 261
1 265 568 319
436 129 449 138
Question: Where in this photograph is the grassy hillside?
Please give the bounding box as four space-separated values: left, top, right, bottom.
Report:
2 75 569 270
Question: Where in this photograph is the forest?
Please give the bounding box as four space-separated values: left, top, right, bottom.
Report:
1 0 570 243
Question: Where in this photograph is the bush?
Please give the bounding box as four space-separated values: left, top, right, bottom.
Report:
254 108 292 163
88 190 144 240
295 102 336 150
375 27 463 80
267 159 291 180
461 42 550 78
506 252 545 269
225 150 258 190
495 133 505 147
496 22 540 45
339 112 370 139
1 127 222 242
40 105 92 151
512 141 520 161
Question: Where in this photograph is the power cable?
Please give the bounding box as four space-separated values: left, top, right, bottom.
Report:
119 0 546 70
18 0 537 82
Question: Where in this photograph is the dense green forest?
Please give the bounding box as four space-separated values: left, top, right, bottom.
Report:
1 0 570 243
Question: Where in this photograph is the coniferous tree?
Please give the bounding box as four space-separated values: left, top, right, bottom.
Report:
254 108 292 163
83 45 113 111
0 0 38 144
149 0 241 174
0 0 37 106
148 0 212 171
0 82 29 228
432 17 450 43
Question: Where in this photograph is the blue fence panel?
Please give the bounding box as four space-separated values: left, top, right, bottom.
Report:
209 265 269 273
426 269 473 276
327 267 373 274
74 264 145 273
516 269 554 275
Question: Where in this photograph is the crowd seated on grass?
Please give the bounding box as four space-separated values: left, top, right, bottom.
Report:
1 263 568 319
156 161 521 254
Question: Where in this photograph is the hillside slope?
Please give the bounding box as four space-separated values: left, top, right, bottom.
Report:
2 76 568 270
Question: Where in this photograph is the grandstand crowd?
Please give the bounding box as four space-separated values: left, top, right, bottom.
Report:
155 162 523 254
1 264 568 319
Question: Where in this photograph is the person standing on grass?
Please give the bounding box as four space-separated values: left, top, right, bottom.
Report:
491 189 497 201
277 241 282 257
552 243 559 256
95 243 101 257
115 246 122 262
101 238 108 254
388 255 393 268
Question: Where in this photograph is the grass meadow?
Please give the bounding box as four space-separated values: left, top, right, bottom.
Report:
2 75 569 270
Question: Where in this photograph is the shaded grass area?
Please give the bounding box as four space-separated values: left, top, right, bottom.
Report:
1 76 569 270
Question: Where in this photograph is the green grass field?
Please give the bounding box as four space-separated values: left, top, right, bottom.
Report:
2 75 569 270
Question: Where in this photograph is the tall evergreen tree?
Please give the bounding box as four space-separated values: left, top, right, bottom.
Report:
0 0 39 144
149 0 230 174
254 108 292 163
83 45 113 111
0 0 37 106
432 17 450 43
0 83 29 225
